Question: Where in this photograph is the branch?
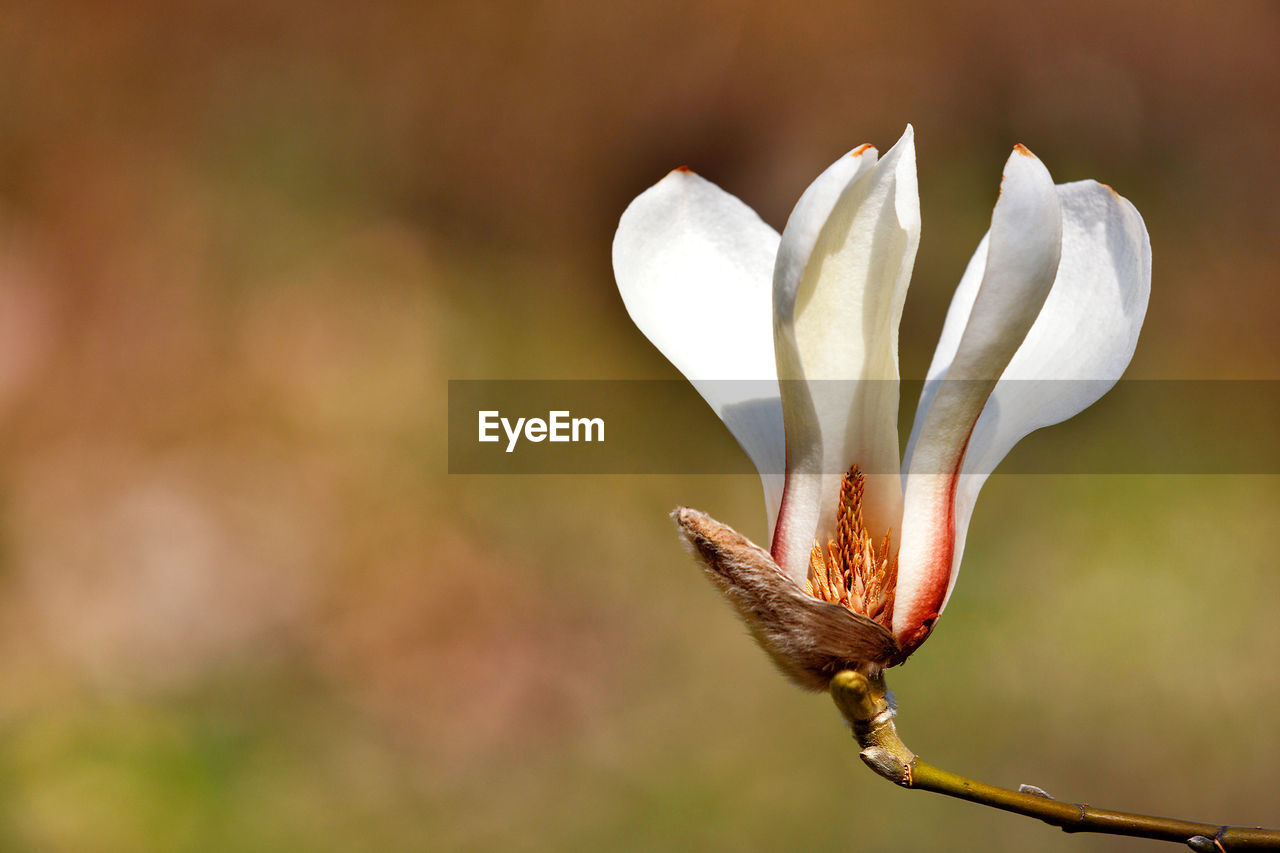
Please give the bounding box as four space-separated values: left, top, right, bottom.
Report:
829 671 1280 851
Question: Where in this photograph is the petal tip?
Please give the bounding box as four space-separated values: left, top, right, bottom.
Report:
673 165 695 175
1000 143 1054 190
850 143 874 158
881 125 918 170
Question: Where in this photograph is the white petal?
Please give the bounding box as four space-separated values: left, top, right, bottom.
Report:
895 146 1062 650
771 127 920 583
613 168 787 532
951 180 1150 605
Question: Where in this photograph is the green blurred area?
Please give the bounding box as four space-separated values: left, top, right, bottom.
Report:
0 1 1276 850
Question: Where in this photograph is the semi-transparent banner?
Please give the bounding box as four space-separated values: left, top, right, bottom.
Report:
448 380 1280 475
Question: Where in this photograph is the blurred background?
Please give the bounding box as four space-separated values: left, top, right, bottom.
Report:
0 1 1277 850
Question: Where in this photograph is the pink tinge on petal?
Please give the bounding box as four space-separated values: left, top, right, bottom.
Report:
892 462 960 654
770 478 792 563
769 466 822 586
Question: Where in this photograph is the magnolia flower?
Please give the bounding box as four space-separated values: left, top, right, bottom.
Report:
612 126 1150 689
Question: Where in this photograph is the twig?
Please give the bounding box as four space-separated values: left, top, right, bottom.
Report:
829 671 1280 851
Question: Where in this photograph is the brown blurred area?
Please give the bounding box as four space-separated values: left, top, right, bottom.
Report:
0 1 1276 850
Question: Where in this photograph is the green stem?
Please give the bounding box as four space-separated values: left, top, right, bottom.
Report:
829 671 1280 851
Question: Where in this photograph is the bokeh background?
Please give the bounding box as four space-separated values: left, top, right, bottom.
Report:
0 1 1277 850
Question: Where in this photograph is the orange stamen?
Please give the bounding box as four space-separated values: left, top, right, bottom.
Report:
805 465 898 629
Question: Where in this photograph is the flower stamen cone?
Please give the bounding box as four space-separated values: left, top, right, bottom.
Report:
805 466 898 629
